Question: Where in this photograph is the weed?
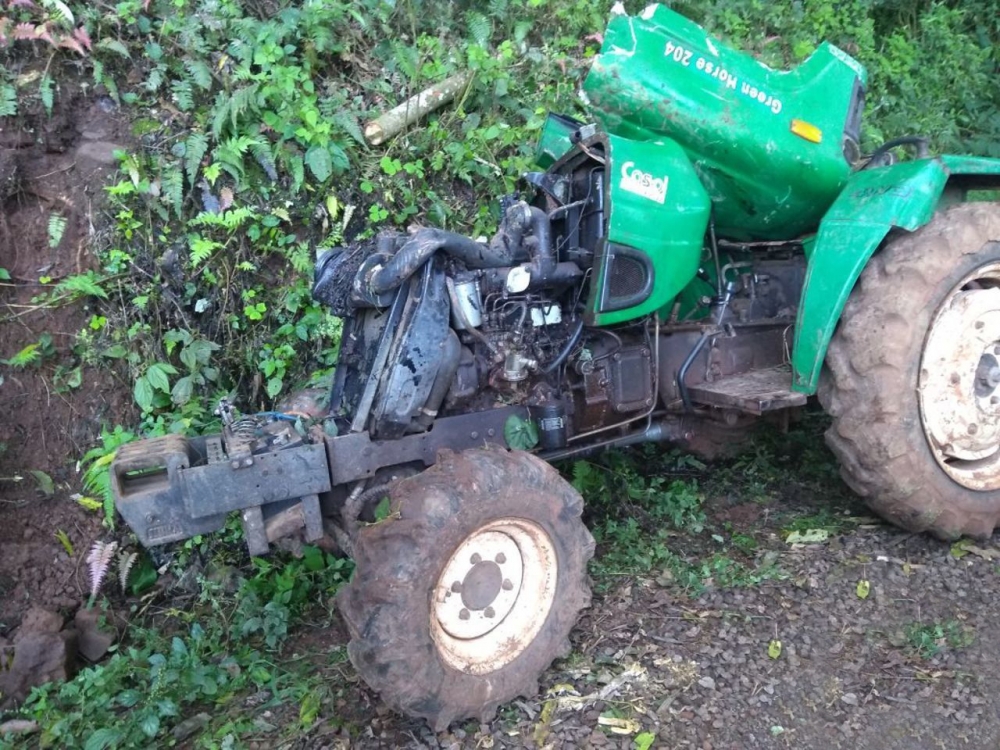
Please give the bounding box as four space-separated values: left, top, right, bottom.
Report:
12 548 352 747
904 620 976 660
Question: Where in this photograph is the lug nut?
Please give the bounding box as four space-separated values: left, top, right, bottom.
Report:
470 553 482 564
451 581 462 593
459 608 470 620
502 579 514 591
950 373 961 385
484 607 495 619
495 552 506 564
968 424 979 435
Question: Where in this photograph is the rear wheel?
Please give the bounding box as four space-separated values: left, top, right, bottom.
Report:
819 202 1000 538
337 448 594 730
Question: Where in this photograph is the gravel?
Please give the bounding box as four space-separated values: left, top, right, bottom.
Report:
323 491 1000 750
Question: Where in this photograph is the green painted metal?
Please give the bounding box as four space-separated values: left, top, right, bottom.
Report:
791 156 1000 394
588 133 711 325
583 4 866 240
535 113 579 169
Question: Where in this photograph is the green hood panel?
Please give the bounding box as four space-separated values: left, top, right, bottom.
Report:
587 134 711 325
583 4 866 240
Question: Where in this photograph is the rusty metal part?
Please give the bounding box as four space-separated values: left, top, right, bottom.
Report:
112 432 332 551
919 262 1000 490
686 366 806 415
112 435 227 546
180 444 331 518
325 406 527 486
430 517 557 675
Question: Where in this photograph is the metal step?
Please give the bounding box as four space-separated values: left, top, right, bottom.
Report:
687 366 807 415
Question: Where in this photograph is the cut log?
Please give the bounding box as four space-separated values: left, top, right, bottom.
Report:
364 71 473 146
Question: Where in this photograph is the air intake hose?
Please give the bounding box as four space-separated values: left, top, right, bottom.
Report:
369 228 513 295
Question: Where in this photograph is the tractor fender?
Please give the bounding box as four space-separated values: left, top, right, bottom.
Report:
791 154 1000 394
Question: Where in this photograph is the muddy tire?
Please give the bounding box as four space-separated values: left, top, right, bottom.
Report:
819 202 1000 538
337 448 594 730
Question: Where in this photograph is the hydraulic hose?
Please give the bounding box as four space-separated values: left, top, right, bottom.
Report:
541 318 584 374
369 228 513 295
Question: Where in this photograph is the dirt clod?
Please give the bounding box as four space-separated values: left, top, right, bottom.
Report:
73 608 115 663
0 630 78 709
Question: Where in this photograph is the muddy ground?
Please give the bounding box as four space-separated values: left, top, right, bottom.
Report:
0 83 131 629
2 90 1000 750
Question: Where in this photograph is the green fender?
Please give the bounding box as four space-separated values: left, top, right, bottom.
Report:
791 154 1000 394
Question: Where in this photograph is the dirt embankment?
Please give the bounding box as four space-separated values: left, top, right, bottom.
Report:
0 83 133 633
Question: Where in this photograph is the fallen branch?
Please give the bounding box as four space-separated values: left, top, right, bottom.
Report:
364 71 473 146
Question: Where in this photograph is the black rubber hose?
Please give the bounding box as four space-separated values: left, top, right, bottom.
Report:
370 228 513 294
528 206 555 274
541 318 584 375
416 330 461 429
343 483 393 536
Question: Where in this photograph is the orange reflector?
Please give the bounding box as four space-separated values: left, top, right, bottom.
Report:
790 119 822 143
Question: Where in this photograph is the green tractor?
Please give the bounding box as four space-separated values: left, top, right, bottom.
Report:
111 4 1000 729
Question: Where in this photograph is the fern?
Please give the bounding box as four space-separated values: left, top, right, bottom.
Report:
251 143 278 181
118 551 138 594
189 236 223 267
331 110 365 146
4 343 40 368
171 78 194 111
184 58 212 90
466 11 491 48
39 74 53 116
228 83 260 132
85 540 118 606
58 271 108 299
0 82 15 117
185 132 209 186
96 37 130 58
39 0 74 26
189 206 258 230
81 426 135 529
47 212 67 248
162 166 184 217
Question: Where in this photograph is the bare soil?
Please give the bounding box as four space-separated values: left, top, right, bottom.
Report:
0 79 133 631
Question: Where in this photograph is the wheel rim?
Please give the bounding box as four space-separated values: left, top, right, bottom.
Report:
430 517 557 675
919 260 1000 490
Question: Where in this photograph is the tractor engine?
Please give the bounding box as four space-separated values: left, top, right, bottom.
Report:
311 143 659 450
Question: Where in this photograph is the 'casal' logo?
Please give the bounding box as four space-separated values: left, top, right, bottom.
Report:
619 161 668 204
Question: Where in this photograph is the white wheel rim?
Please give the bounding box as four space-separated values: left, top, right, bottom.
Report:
919 261 1000 490
430 517 557 675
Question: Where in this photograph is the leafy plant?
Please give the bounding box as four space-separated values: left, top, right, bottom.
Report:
904 619 975 660
80 426 136 528
85 539 118 607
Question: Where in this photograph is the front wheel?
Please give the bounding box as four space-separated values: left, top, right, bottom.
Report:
337 448 594 730
820 202 1000 538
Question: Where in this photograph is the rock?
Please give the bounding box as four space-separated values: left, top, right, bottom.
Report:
0 719 39 737
698 676 716 690
171 712 211 742
13 607 64 640
0 631 78 708
74 141 122 166
840 693 859 706
73 608 115 663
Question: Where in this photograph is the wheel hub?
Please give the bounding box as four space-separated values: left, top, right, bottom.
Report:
430 518 557 675
919 262 1000 490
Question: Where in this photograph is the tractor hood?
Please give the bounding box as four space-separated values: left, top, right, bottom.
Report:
579 3 867 240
